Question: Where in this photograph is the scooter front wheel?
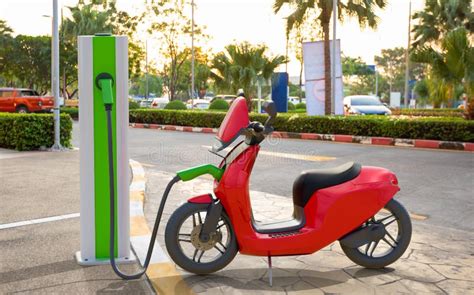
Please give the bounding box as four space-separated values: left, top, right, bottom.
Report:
340 199 412 268
165 202 238 274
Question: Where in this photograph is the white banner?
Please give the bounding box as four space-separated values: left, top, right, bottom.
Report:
302 40 344 115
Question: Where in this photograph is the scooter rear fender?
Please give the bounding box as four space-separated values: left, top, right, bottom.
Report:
188 194 212 204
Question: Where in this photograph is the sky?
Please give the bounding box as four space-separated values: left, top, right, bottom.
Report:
0 0 425 76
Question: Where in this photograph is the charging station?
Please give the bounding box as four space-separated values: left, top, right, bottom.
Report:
75 35 132 265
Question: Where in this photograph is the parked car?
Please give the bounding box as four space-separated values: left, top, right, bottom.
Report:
187 99 210 110
139 98 154 108
0 88 54 113
211 94 237 104
343 95 391 115
151 97 170 109
288 96 306 104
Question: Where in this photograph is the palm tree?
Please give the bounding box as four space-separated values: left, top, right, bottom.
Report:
211 42 286 110
412 0 473 48
411 27 473 111
274 0 387 115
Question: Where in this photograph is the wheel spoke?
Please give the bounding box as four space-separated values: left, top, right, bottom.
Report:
216 221 225 230
198 212 203 224
383 237 396 248
364 242 372 255
378 214 394 223
384 218 397 226
369 240 379 257
192 214 197 227
178 233 191 243
386 231 398 245
214 245 225 254
197 250 205 263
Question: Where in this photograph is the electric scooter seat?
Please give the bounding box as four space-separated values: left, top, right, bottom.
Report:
293 162 362 207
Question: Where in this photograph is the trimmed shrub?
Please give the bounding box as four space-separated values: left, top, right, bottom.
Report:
164 100 187 110
295 103 306 110
0 113 73 151
129 100 140 110
288 102 295 110
61 107 79 120
129 109 474 142
209 99 230 111
391 108 464 118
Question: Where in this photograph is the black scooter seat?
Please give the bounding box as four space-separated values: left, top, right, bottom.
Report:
293 162 362 207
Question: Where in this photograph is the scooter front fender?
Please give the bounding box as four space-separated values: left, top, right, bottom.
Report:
188 194 212 204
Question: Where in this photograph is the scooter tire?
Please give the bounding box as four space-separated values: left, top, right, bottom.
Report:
165 202 238 274
340 198 412 269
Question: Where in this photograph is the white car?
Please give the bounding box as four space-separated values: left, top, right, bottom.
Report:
151 97 170 109
343 95 391 115
187 99 210 110
289 96 306 104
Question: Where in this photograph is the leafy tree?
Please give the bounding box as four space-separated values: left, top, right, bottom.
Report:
342 56 373 77
211 42 286 109
174 47 211 99
287 9 320 100
274 0 388 114
411 27 473 111
60 1 143 99
374 48 425 99
130 74 163 97
147 0 207 101
0 19 15 85
412 0 474 48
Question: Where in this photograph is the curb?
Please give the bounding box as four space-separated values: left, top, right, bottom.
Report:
129 160 193 295
130 123 474 152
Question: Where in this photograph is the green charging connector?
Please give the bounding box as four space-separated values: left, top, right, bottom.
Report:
96 72 115 106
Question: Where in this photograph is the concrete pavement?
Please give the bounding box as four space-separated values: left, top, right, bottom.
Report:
0 150 153 294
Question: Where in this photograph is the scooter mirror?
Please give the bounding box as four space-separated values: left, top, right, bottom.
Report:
263 101 277 118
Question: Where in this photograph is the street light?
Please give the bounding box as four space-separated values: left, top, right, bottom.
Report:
191 0 195 108
44 0 62 151
404 0 412 108
331 0 337 115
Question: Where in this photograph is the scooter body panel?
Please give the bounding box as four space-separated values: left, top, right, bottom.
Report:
202 144 400 257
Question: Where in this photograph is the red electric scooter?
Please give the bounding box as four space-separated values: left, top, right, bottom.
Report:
164 97 412 284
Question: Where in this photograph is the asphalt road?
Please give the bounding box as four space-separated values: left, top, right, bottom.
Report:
72 122 474 231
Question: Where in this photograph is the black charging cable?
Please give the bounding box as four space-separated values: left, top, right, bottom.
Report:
104 102 180 279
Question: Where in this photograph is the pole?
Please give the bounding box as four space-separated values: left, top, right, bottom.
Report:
285 33 289 73
191 0 195 108
375 68 379 97
404 0 411 108
145 40 148 99
51 0 62 150
258 78 262 113
331 0 337 115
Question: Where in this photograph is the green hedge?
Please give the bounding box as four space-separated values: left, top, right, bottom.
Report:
129 109 474 142
61 107 79 120
165 100 187 110
295 103 306 110
391 108 464 117
0 113 73 151
209 99 230 110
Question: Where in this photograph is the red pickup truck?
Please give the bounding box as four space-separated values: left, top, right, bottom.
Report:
0 88 54 113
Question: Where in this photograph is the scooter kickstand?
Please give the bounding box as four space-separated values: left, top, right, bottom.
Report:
267 255 272 287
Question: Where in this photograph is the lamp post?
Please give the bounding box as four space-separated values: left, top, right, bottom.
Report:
51 0 62 150
191 0 195 108
331 0 337 115
404 0 412 108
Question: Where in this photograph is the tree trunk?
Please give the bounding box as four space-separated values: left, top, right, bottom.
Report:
322 20 331 115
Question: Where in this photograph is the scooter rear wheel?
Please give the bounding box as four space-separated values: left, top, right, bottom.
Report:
165 202 238 274
340 199 412 269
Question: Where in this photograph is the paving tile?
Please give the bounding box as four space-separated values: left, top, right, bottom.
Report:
430 264 474 281
374 280 410 294
344 267 401 286
399 279 445 294
389 259 446 283
437 279 474 295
